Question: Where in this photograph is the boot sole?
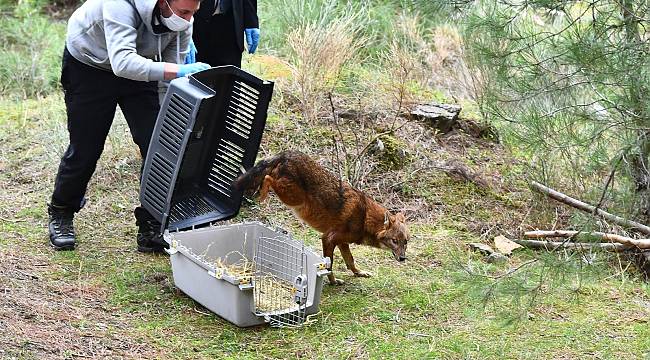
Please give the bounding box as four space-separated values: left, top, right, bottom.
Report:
137 245 167 254
50 240 75 251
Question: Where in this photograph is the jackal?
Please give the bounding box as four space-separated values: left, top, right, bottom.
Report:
234 150 409 285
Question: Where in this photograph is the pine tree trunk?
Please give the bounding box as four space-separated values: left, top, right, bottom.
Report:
621 1 650 224
632 133 650 224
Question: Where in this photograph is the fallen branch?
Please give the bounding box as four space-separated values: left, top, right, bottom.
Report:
442 159 491 189
389 161 491 190
524 230 650 250
513 239 629 252
530 181 650 236
0 216 28 223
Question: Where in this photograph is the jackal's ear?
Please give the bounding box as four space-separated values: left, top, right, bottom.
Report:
384 211 393 227
395 212 406 223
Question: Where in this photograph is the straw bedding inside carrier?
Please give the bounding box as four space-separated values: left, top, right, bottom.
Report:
253 275 298 313
215 256 253 280
214 255 298 313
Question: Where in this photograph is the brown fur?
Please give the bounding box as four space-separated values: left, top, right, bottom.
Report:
234 150 409 285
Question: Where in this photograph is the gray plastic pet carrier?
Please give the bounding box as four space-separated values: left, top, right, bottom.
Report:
165 222 330 327
139 67 330 328
140 66 273 232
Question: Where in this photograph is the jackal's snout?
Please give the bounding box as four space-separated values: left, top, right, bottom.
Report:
392 247 407 262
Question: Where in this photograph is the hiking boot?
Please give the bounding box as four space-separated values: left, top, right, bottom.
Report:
48 203 76 250
137 219 168 253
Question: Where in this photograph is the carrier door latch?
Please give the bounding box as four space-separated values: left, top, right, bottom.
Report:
315 257 332 277
293 275 308 305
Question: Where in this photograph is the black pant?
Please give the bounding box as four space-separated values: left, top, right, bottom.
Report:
52 48 159 224
193 10 243 67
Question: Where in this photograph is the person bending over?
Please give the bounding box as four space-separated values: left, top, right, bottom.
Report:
48 0 211 253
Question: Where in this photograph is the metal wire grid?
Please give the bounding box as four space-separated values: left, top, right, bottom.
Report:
253 235 308 327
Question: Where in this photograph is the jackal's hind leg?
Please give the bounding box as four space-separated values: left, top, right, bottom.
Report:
258 175 274 202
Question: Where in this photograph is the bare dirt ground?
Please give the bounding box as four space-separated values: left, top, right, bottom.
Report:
0 246 167 359
0 129 168 359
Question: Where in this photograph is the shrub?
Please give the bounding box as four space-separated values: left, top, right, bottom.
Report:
0 0 65 99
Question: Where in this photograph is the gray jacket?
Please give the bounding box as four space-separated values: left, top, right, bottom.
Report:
65 0 191 82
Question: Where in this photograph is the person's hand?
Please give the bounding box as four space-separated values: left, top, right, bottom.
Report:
177 62 210 77
185 39 197 64
245 28 260 54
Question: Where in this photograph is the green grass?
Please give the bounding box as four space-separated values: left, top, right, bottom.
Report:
0 3 65 99
2 92 650 359
1 2 650 359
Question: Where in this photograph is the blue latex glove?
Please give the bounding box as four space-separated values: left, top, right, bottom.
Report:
177 62 210 77
245 28 260 54
185 39 197 64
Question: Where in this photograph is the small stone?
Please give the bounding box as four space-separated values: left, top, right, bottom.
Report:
370 138 385 154
486 253 508 264
410 103 462 134
494 235 522 255
468 242 494 256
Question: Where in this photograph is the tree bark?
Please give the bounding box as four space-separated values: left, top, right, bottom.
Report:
620 0 650 225
631 133 650 225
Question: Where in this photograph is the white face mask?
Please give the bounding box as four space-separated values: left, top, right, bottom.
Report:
161 0 193 32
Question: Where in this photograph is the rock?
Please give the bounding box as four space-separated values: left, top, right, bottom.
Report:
468 242 495 256
494 235 523 255
370 138 385 154
373 135 412 170
410 103 462 133
486 253 509 264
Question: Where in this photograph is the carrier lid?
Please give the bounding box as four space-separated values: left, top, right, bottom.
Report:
139 66 274 234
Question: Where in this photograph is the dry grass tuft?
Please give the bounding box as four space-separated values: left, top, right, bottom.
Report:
286 16 365 121
427 25 485 102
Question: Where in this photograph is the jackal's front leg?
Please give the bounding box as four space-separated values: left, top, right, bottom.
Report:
322 233 344 285
338 243 372 277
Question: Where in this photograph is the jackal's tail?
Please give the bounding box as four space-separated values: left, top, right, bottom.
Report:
233 153 284 196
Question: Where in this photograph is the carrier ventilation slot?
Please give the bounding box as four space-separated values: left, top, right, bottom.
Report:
169 194 216 224
159 94 192 155
225 81 260 140
207 140 245 198
143 153 174 214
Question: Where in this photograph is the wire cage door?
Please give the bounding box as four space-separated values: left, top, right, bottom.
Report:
253 235 309 327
